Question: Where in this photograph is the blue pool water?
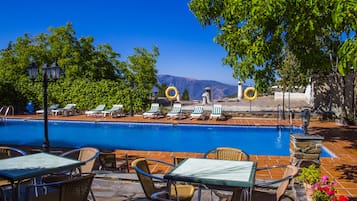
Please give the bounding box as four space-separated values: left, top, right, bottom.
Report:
0 119 332 157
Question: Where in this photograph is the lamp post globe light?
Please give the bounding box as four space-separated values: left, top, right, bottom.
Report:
28 62 61 152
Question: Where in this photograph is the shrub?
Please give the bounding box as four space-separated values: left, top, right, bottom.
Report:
297 164 321 185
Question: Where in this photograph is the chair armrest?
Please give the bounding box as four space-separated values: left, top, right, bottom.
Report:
133 166 165 181
11 147 27 155
256 164 288 171
241 150 250 161
255 176 295 188
60 148 99 164
82 151 100 164
0 146 27 156
171 156 187 166
255 165 298 187
151 191 171 201
132 158 175 181
145 158 175 167
203 148 216 158
60 148 81 157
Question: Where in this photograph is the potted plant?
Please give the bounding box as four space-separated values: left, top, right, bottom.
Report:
297 164 321 185
296 164 321 200
297 165 350 201
311 176 349 201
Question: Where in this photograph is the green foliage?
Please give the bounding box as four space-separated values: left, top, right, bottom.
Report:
126 46 159 99
189 0 356 119
0 23 159 114
189 0 356 88
181 89 190 101
158 82 167 97
277 49 309 91
296 164 321 185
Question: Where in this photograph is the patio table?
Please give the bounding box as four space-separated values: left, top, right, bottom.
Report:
0 152 84 201
164 158 257 201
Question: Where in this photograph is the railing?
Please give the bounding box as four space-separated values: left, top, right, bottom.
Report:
0 105 14 124
277 104 281 129
0 106 5 123
5 105 14 116
277 105 295 132
289 110 294 133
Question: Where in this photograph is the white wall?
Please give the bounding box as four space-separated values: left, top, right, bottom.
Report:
274 92 308 102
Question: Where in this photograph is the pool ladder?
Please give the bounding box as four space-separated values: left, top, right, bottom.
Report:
277 104 294 132
0 105 14 124
277 105 282 129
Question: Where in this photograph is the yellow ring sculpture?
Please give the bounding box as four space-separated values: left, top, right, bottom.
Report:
244 87 258 101
165 86 179 100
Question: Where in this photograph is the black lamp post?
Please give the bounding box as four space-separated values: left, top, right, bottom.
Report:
153 90 158 103
127 78 136 117
28 62 61 152
301 109 311 134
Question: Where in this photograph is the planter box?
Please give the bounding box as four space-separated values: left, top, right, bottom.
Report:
304 183 313 201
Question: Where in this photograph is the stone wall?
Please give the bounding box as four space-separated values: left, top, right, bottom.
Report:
312 73 356 119
290 134 324 168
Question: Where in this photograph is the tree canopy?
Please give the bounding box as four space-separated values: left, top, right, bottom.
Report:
0 23 159 113
189 0 356 91
189 0 356 120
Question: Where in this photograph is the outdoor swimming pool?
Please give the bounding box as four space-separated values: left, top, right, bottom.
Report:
1 119 332 157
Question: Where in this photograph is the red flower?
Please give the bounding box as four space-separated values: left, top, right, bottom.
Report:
321 185 330 193
339 195 349 201
311 176 349 201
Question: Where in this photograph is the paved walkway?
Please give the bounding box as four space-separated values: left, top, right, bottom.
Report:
8 114 357 200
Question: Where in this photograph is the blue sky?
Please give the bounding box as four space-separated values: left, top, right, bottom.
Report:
0 0 240 85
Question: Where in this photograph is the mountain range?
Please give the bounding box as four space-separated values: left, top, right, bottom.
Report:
157 74 238 100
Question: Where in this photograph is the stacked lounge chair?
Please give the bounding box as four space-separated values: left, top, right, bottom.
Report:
143 103 160 118
166 103 182 119
190 105 204 120
210 104 224 120
85 104 106 116
102 104 125 118
36 104 59 115
51 104 76 116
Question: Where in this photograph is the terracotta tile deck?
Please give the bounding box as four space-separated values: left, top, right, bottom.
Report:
8 114 357 199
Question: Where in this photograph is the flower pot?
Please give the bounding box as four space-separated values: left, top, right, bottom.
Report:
304 183 313 201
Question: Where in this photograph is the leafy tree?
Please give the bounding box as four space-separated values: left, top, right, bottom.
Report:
158 82 167 97
278 50 309 92
120 46 159 113
189 0 356 120
277 50 308 119
0 23 159 113
181 89 190 101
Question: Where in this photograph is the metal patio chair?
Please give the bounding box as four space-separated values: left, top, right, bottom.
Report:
132 158 195 201
204 147 250 161
26 173 95 201
0 146 28 201
231 165 299 201
203 147 250 199
42 147 100 201
98 152 131 173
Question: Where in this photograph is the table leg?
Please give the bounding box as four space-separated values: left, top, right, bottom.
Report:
11 181 19 201
197 187 202 201
240 187 251 201
231 188 249 201
166 180 173 200
248 187 253 201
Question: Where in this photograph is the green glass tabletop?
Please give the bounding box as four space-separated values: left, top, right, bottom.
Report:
0 152 84 181
164 158 257 187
